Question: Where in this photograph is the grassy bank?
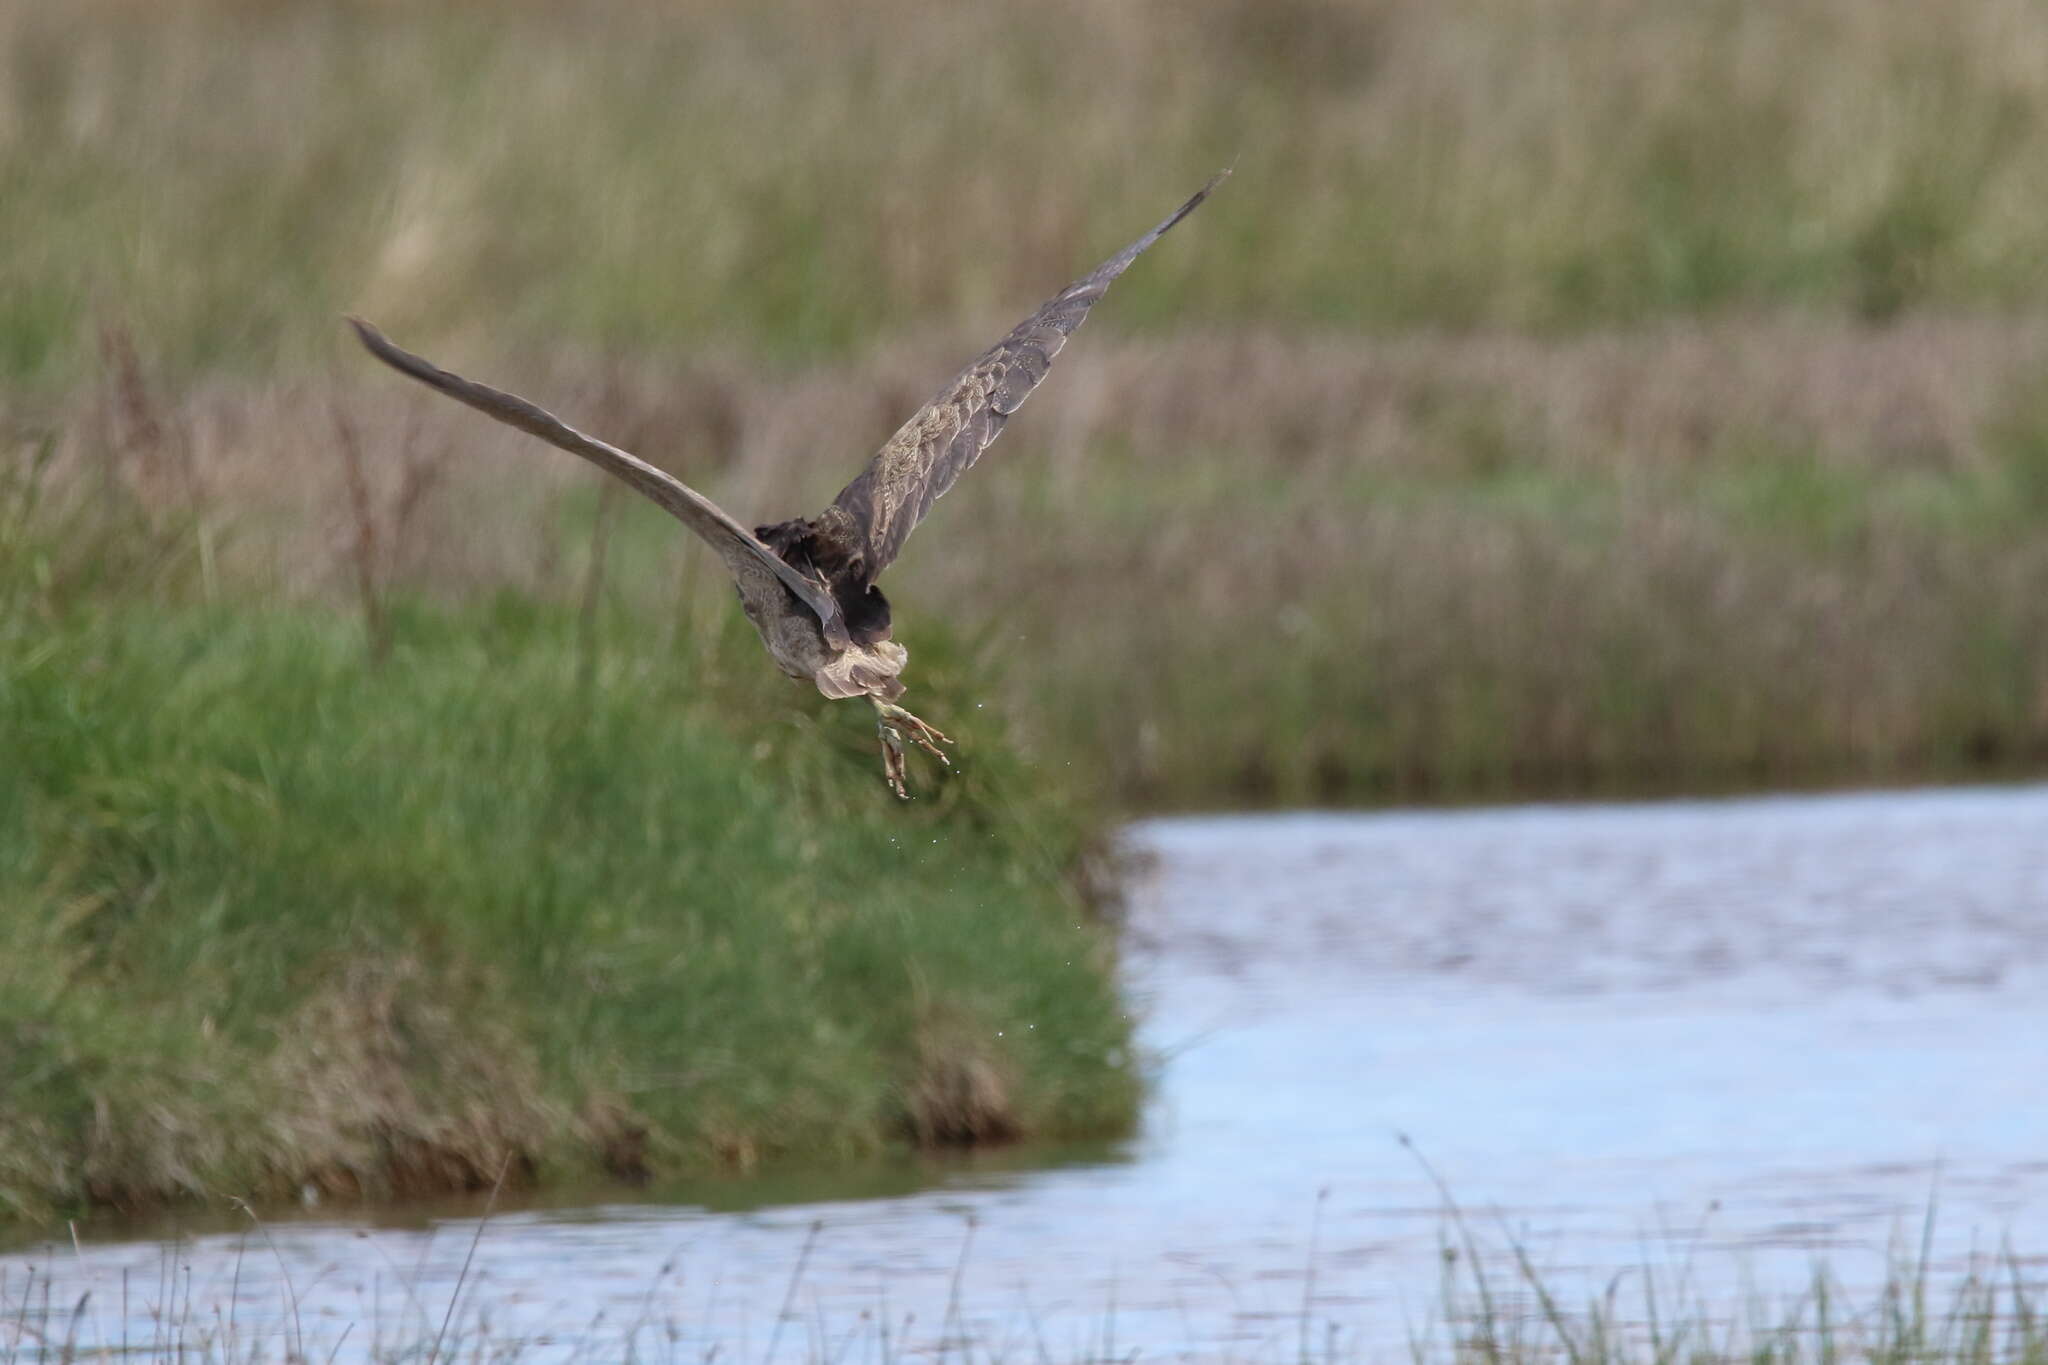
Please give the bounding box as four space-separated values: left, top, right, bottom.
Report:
0 579 1137 1224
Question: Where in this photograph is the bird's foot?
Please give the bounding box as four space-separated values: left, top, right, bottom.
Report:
873 699 952 799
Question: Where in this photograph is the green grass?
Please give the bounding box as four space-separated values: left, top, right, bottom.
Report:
0 584 1138 1223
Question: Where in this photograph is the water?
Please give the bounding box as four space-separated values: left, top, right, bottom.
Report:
6 784 2046 1360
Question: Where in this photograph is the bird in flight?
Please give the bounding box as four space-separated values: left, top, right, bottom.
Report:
350 171 1225 798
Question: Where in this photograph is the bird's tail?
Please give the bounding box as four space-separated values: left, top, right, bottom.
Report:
814 641 909 700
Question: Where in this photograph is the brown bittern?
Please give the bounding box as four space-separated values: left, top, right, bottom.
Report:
350 171 1224 798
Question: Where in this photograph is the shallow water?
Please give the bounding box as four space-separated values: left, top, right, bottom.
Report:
7 784 2046 1360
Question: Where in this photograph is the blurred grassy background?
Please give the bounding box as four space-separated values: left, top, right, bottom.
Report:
12 0 2048 382
7 0 2048 1215
9 0 2048 382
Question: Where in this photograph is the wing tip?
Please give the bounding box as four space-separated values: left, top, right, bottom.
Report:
345 315 410 371
1091 168 1231 285
346 316 449 392
1158 166 1232 238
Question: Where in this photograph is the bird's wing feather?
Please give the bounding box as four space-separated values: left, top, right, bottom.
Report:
348 318 849 647
826 170 1227 582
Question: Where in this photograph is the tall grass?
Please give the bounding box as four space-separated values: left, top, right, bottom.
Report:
3 1204 2042 1363
16 314 2048 809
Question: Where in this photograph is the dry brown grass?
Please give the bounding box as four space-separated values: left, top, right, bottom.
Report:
901 1018 1021 1149
264 955 560 1204
17 312 2048 805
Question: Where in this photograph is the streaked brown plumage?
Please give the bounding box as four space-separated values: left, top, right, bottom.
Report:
350 170 1224 797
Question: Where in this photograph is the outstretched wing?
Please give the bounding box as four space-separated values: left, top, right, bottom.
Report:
348 319 849 648
825 170 1227 583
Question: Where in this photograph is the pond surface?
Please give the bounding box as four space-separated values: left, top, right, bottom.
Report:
7 785 2046 1360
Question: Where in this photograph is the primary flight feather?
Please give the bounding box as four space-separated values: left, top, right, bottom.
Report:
351 170 1225 797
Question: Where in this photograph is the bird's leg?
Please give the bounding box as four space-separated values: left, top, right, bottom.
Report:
871 697 952 799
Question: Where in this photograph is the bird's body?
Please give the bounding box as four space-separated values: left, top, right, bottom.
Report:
740 563 906 702
352 171 1224 796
